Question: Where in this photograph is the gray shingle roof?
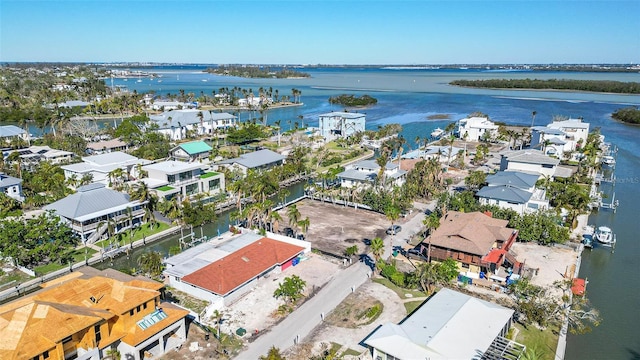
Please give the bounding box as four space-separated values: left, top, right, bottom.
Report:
217 149 285 169
337 169 378 182
476 185 533 204
44 183 141 221
150 110 236 129
486 171 539 189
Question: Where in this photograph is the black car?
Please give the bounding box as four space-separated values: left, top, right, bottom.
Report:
386 225 402 235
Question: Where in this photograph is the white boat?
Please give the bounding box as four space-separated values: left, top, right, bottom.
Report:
602 156 616 166
431 128 444 139
582 225 595 249
594 226 616 246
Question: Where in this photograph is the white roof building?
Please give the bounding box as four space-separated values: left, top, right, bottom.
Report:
149 110 236 141
318 112 366 141
364 288 523 360
457 116 499 142
61 151 150 185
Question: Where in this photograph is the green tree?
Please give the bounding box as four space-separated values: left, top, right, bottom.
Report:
370 237 384 262
137 251 164 276
273 275 307 304
464 170 487 191
259 346 286 360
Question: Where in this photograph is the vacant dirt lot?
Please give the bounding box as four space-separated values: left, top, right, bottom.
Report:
278 199 391 256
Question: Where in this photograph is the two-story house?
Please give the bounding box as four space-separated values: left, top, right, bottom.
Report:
0 125 28 144
61 152 150 186
149 110 236 141
0 172 25 202
44 183 147 243
457 116 499 142
318 112 366 142
476 171 549 214
337 160 407 188
530 118 590 159
142 161 224 201
499 149 560 178
421 211 519 277
169 141 212 162
0 267 188 360
215 149 285 176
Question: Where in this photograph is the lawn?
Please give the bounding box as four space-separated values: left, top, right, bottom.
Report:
403 300 425 315
95 222 170 248
34 248 97 276
372 277 426 299
0 270 33 290
513 323 560 360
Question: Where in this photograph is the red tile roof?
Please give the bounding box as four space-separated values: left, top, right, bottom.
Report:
181 238 304 296
483 249 505 264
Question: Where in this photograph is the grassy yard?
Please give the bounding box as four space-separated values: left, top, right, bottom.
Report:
513 323 560 360
404 300 425 315
372 277 426 299
34 248 97 276
95 222 170 249
0 269 33 290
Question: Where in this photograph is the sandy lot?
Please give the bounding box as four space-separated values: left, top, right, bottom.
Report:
510 242 580 291
278 199 391 256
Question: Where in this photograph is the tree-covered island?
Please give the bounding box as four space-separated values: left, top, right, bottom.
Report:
611 107 640 124
328 94 378 107
205 65 310 79
450 78 640 94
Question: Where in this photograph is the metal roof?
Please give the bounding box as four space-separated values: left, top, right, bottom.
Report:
142 160 205 174
532 126 565 136
82 151 140 166
150 110 236 129
176 141 212 155
364 288 514 360
43 183 142 221
501 149 560 166
476 185 534 204
0 125 26 138
318 112 366 119
0 173 22 188
486 171 539 189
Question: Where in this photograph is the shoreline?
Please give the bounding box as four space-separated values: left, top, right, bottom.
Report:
449 84 640 97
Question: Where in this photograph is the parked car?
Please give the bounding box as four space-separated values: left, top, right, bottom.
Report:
386 225 402 235
406 248 428 261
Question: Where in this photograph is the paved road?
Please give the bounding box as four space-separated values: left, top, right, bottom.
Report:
236 262 371 359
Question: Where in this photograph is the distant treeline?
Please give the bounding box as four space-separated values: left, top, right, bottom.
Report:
329 94 378 107
449 79 640 94
611 107 640 124
205 65 310 79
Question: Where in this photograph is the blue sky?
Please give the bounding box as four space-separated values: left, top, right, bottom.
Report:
1 0 638 64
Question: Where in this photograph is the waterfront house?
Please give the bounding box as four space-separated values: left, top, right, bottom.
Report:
169 141 213 162
364 288 523 360
476 171 549 214
547 118 590 147
456 116 499 142
530 118 590 159
149 110 236 141
420 211 519 277
61 151 150 186
44 183 147 243
6 145 75 168
163 231 311 312
0 172 25 202
0 267 188 360
142 160 224 201
336 159 407 188
215 149 285 176
86 138 129 155
0 125 28 144
499 149 560 178
401 145 464 164
318 112 366 142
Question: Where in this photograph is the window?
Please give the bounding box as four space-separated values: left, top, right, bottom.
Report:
43 351 49 359
209 178 220 190
461 263 470 269
95 324 101 343
143 302 148 309
129 309 134 316
136 305 141 312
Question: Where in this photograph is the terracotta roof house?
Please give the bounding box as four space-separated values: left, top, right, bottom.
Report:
421 211 519 277
0 267 188 360
364 288 524 360
164 231 310 313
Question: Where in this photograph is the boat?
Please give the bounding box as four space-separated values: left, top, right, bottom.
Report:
594 226 616 246
602 156 616 166
582 225 594 249
430 127 444 139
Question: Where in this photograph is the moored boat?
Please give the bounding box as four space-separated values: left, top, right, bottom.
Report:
594 225 616 246
431 127 444 139
582 224 594 249
602 155 616 166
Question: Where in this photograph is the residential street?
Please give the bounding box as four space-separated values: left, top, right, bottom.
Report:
236 262 370 359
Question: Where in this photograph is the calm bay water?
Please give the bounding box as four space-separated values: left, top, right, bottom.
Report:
112 67 639 359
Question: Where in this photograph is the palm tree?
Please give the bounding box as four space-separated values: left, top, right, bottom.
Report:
531 110 537 128
286 204 301 234
104 348 121 360
385 205 400 242
297 217 310 238
137 251 164 276
370 237 384 262
423 212 441 262
417 262 439 294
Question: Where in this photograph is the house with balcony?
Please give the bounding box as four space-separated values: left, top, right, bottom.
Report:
61 151 150 185
530 118 590 159
336 160 407 189
318 112 366 142
169 141 212 162
0 267 188 360
420 211 519 278
476 171 549 214
6 145 75 168
499 149 561 178
215 149 285 176
44 183 147 243
364 288 523 360
142 161 224 201
0 125 28 144
0 172 25 202
401 145 464 164
456 116 499 142
86 138 129 155
149 110 236 141
164 231 310 312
